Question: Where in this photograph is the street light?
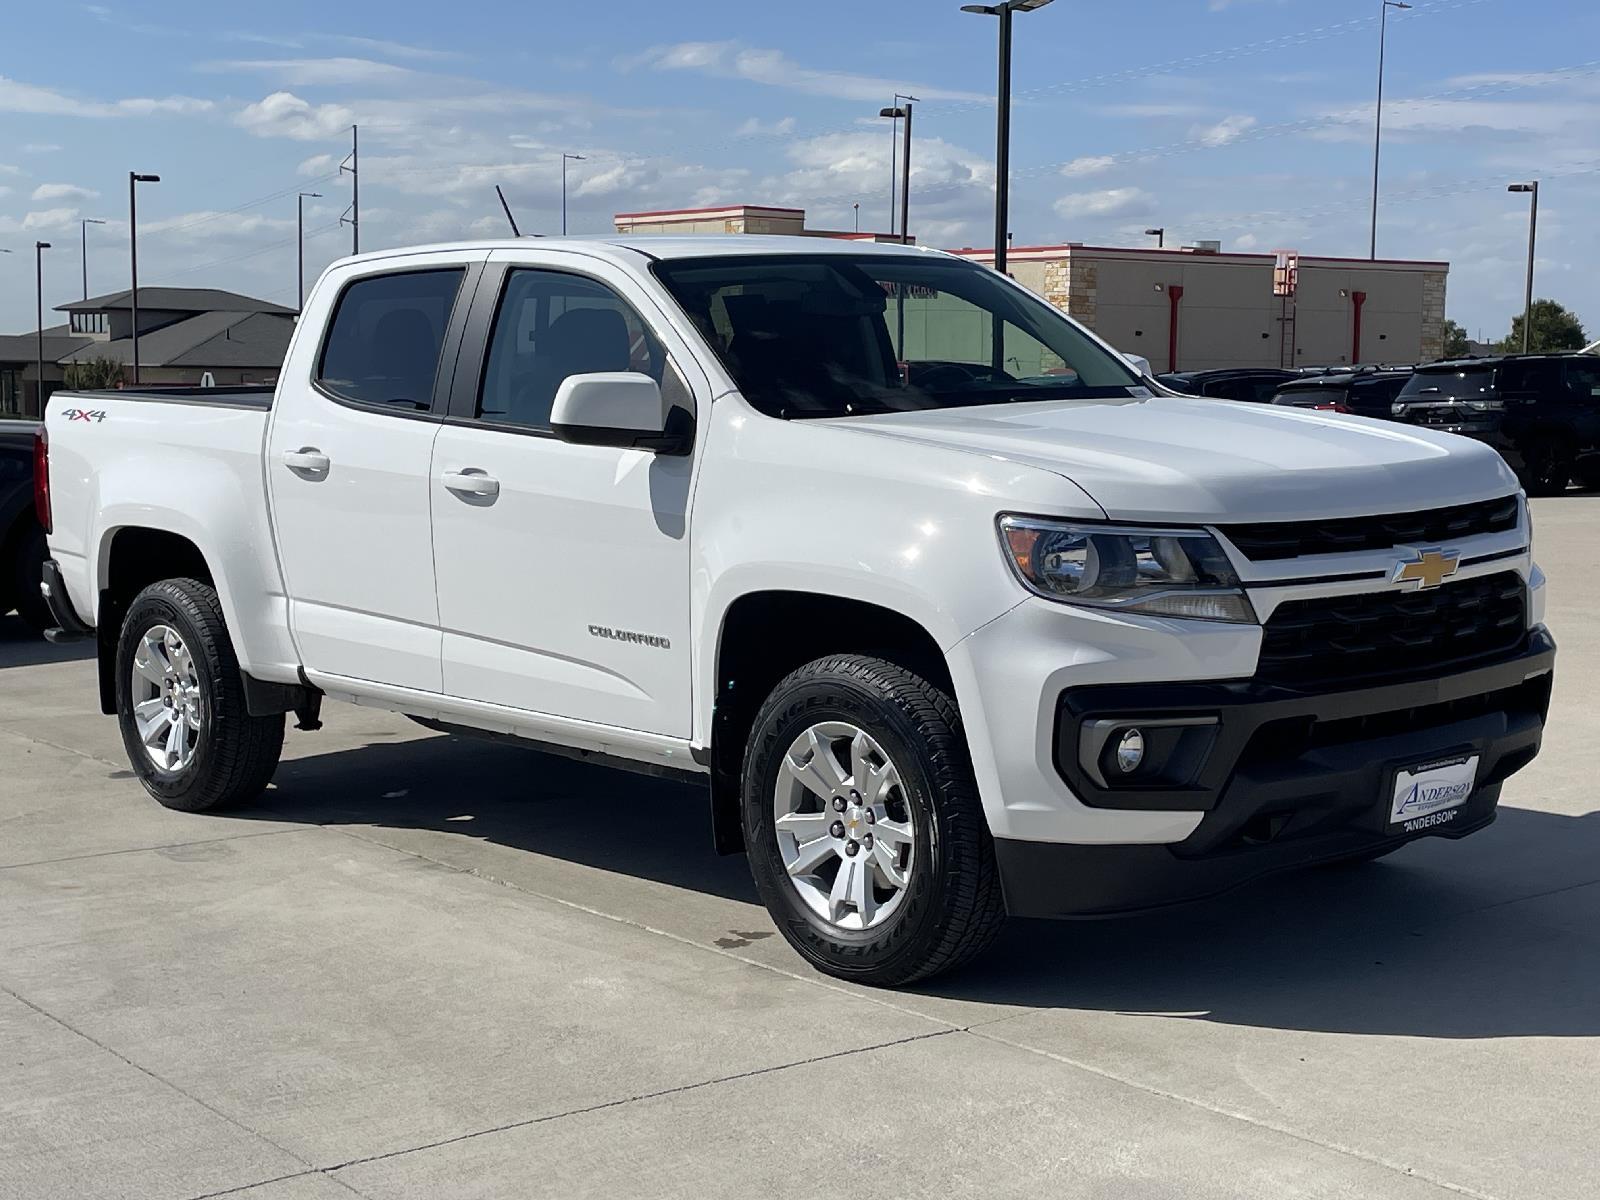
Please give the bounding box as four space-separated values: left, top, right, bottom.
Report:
1145 227 1165 249
35 242 51 418
297 191 323 312
960 0 1055 277
1509 181 1539 353
128 172 160 385
80 218 107 301
561 153 586 236
879 99 918 245
1369 0 1412 259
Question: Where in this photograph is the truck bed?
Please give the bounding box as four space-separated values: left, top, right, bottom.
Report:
60 386 275 411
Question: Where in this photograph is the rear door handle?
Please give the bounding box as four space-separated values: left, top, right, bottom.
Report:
442 470 500 499
283 448 330 474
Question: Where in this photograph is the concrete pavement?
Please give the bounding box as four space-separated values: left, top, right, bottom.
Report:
2 496 1597 1199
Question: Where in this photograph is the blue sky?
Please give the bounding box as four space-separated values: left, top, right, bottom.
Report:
2 0 1596 340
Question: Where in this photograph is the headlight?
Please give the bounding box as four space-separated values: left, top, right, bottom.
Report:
1462 399 1504 411
998 516 1257 623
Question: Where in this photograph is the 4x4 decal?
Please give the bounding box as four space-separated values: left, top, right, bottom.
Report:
62 409 108 423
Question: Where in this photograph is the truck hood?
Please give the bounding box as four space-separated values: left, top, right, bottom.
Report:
834 393 1520 524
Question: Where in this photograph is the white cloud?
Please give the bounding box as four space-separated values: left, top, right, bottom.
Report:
1193 114 1258 147
297 153 338 176
329 35 462 62
0 208 82 235
0 76 212 118
620 41 986 103
203 57 416 87
22 143 61 153
1097 102 1213 120
735 116 797 137
31 182 99 202
236 91 355 141
1053 187 1156 221
1061 155 1117 178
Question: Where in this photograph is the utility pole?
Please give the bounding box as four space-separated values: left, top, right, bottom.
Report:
297 191 323 312
128 171 160 386
340 125 360 255
1145 227 1165 249
1370 0 1412 259
80 218 106 301
1509 181 1539 353
879 98 919 245
562 153 586 236
36 242 50 417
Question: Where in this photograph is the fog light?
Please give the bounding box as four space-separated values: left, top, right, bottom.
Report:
1115 729 1145 774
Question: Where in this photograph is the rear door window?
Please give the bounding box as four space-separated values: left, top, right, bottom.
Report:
317 269 465 411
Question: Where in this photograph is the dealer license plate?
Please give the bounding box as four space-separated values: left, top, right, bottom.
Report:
1389 755 1479 831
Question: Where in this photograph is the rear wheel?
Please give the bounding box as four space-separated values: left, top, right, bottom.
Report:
742 654 1005 987
115 578 283 812
1518 442 1570 496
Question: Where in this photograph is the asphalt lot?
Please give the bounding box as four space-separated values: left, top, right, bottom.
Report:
2 496 1597 1200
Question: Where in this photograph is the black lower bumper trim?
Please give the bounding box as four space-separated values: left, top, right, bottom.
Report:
39 558 92 643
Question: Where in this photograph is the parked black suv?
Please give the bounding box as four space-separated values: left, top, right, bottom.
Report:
1271 368 1414 419
1390 355 1600 494
1155 368 1298 403
1 418 49 634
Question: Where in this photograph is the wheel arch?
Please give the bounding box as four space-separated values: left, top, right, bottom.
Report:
703 588 955 855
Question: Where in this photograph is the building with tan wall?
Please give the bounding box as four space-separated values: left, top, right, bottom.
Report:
614 204 909 244
950 244 1449 372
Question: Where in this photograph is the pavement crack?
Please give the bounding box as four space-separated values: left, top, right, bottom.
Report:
0 979 318 1178
322 1028 957 1177
0 826 311 872
968 1025 1506 1200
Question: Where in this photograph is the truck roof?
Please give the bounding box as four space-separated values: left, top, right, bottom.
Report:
323 234 947 273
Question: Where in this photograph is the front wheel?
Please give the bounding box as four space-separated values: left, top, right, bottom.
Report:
741 654 1006 987
115 578 284 812
1517 443 1570 496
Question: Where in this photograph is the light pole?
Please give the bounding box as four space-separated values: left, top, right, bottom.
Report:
1509 181 1539 353
879 99 917 245
128 172 160 385
561 153 586 236
297 191 323 312
1145 227 1165 249
80 218 107 301
853 202 860 233
35 242 51 418
961 0 1054 277
1370 0 1412 259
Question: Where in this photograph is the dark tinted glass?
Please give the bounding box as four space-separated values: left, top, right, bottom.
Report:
1275 386 1348 408
1398 367 1494 401
653 254 1138 419
478 269 681 432
317 269 464 410
1564 359 1600 401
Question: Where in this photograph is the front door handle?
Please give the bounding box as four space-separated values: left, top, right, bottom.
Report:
283 448 330 475
442 470 501 499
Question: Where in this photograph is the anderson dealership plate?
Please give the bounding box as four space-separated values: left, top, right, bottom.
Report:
1389 755 1479 831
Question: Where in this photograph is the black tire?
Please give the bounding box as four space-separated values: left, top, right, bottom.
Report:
1517 442 1569 496
1575 457 1600 493
741 654 1006 987
115 578 284 812
7 522 51 635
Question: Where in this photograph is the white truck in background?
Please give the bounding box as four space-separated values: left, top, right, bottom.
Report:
38 236 1554 985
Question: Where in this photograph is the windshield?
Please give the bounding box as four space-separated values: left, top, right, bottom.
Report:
1277 386 1349 408
1398 367 1494 403
651 253 1140 419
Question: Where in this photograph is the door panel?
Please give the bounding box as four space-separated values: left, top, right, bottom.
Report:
430 261 697 736
267 260 477 690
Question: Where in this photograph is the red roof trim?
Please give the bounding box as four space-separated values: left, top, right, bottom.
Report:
613 204 807 219
950 244 1449 267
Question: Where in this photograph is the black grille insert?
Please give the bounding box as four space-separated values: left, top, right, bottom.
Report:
1222 495 1519 561
1257 571 1527 687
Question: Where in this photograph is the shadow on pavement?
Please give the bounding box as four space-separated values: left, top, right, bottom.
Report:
0 615 94 669
224 727 1600 1040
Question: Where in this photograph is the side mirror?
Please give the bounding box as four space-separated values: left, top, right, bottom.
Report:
550 371 693 455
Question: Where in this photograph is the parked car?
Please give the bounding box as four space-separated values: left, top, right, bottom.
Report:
0 418 49 634
1271 369 1414 419
1155 368 1298 403
38 237 1553 986
1390 354 1600 493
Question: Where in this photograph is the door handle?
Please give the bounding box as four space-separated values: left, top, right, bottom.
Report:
283 448 330 475
442 470 500 499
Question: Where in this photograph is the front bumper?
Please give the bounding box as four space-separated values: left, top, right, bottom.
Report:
997 628 1554 917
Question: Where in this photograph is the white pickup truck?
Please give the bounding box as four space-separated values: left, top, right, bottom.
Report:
38 236 1555 985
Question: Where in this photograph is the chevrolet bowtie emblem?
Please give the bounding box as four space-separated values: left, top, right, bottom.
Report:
1392 548 1461 590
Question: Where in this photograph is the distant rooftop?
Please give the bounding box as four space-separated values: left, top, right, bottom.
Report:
56 287 296 315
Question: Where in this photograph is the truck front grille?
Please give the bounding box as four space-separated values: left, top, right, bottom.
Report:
1257 571 1527 687
1221 495 1519 561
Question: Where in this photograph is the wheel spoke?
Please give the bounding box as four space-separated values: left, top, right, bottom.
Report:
849 729 876 792
828 854 875 925
776 812 837 877
163 714 185 766
132 642 167 687
784 728 847 803
134 700 169 747
871 838 908 889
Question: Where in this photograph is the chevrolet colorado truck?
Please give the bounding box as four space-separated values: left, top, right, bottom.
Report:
38 237 1555 985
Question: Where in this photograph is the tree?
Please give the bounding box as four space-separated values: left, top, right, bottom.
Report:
1442 318 1470 358
62 356 125 390
1502 299 1587 353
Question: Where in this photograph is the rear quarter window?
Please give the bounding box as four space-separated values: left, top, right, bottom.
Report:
317 269 464 411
